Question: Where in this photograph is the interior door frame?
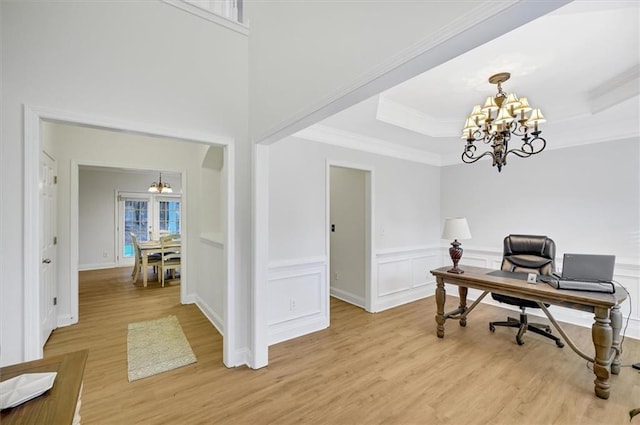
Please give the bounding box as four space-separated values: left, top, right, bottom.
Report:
326 160 375 313
23 105 237 366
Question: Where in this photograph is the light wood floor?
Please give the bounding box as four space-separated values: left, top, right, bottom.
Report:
44 267 640 425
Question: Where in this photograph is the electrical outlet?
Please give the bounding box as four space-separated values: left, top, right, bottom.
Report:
102 251 109 258
289 299 296 311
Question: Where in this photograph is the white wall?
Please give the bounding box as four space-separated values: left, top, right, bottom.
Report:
441 138 640 337
77 168 183 270
267 136 441 344
1 0 247 365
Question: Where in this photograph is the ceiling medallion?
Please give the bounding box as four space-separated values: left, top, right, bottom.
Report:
461 72 546 172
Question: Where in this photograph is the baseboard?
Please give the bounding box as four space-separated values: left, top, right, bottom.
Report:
330 287 365 308
194 295 224 337
375 283 434 312
78 262 117 271
268 314 329 346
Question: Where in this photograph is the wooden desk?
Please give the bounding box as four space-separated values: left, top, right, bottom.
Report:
138 239 181 287
1 350 88 424
431 266 626 399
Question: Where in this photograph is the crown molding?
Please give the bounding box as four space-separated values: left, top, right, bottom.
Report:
588 65 640 114
376 95 458 137
293 124 442 166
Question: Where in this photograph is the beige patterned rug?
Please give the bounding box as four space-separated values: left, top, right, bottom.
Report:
127 315 197 382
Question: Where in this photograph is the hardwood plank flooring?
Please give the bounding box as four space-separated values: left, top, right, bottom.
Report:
44 267 640 424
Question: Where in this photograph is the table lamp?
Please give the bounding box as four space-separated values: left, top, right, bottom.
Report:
442 217 472 274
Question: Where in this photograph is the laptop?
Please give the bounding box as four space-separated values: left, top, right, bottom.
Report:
539 253 616 293
556 253 616 282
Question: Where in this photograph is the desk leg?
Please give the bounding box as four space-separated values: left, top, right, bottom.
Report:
142 253 148 288
592 307 613 399
435 277 446 338
458 286 468 327
610 304 622 375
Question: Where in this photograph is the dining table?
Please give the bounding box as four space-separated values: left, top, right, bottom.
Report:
137 238 181 287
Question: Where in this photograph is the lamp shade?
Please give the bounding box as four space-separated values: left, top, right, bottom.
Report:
442 217 472 240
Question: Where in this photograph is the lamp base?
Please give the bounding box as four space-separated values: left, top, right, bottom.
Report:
447 266 465 274
447 239 464 274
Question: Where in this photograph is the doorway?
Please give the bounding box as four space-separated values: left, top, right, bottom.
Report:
24 106 236 366
328 163 374 313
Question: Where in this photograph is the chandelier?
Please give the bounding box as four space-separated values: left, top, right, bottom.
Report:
148 172 172 193
461 72 546 172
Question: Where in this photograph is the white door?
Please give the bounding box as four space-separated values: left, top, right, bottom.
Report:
40 151 57 345
117 193 183 267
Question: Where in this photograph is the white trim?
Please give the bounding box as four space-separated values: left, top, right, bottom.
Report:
24 107 41 360
376 244 441 259
222 138 237 367
326 160 375 312
251 143 269 369
200 233 225 248
376 95 458 138
254 1 569 146
330 287 365 309
297 124 441 166
267 259 328 345
23 105 239 368
161 0 249 36
268 256 327 273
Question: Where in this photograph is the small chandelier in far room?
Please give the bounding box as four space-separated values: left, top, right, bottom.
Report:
148 172 173 193
461 72 547 172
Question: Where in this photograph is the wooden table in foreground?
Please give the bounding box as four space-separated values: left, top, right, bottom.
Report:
430 266 626 399
1 350 88 424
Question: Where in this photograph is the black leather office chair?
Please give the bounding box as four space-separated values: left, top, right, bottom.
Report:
489 234 564 348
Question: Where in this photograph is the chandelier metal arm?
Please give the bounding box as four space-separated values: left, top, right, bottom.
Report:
462 146 495 164
505 134 546 159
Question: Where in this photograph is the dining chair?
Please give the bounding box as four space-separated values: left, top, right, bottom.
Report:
160 234 181 287
130 232 161 283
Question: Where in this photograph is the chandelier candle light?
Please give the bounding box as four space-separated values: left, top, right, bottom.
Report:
442 217 472 274
148 172 173 193
462 72 546 172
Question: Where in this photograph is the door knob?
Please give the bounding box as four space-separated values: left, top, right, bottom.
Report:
42 258 52 264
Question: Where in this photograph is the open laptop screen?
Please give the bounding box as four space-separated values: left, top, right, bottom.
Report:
560 254 615 282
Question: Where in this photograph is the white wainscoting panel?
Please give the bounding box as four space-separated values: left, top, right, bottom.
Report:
374 246 440 312
194 237 226 335
268 257 328 345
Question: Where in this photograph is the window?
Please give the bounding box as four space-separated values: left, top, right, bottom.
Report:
118 193 182 264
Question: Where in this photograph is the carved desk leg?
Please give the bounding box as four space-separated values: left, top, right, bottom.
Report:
458 286 468 327
610 304 623 375
435 277 446 338
592 307 613 399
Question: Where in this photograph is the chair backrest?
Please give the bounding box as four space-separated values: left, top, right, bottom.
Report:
160 234 181 262
501 234 555 276
130 232 140 258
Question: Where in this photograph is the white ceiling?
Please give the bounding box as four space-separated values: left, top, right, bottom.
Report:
296 1 640 166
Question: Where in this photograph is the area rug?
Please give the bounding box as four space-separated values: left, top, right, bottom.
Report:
127 315 197 382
